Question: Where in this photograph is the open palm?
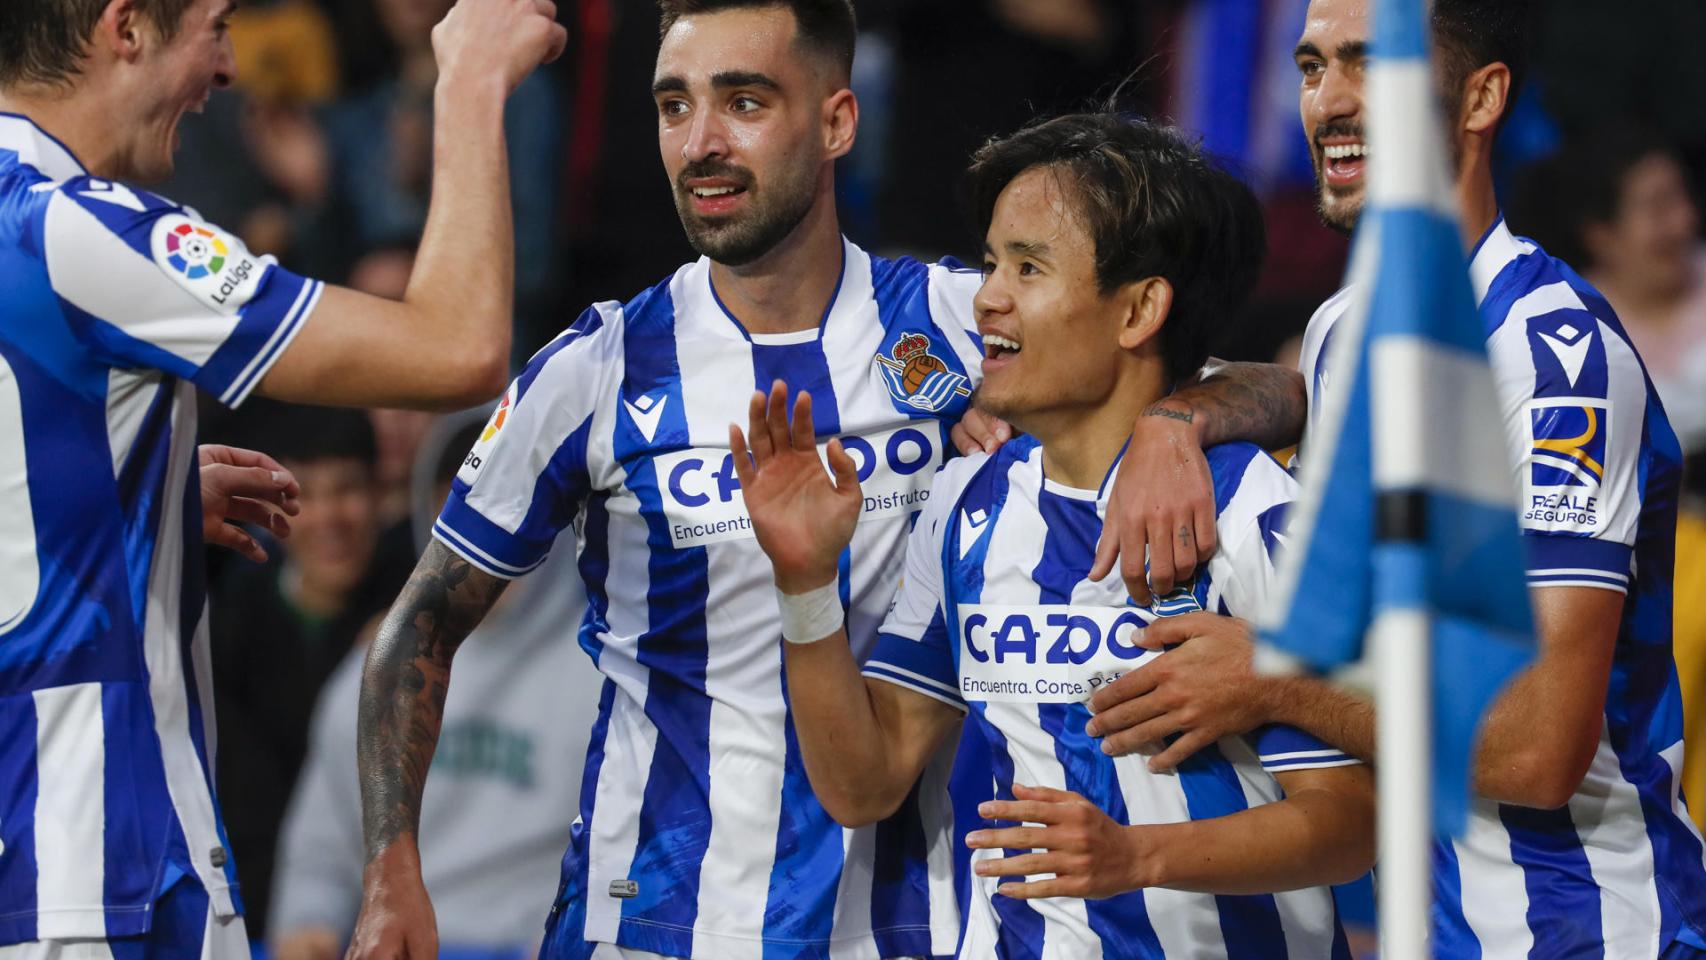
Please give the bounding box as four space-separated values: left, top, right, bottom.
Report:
730 382 863 594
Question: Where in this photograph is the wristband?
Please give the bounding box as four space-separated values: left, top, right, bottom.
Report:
776 581 844 644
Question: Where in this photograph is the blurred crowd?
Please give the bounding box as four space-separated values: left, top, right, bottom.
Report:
191 0 1706 957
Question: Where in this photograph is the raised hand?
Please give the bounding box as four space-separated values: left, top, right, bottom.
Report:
433 0 570 98
730 381 862 594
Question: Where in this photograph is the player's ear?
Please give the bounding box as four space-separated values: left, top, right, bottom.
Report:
823 88 858 161
1459 62 1511 138
98 0 150 63
1117 277 1172 352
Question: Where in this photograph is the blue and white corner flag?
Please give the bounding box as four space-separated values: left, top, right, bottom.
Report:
1258 0 1535 835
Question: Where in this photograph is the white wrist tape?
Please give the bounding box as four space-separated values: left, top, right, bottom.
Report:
777 581 844 644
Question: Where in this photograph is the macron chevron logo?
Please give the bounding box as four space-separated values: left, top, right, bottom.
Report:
1538 322 1592 388
77 179 146 212
624 392 669 444
958 508 991 558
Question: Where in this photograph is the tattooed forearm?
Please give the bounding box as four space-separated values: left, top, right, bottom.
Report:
1141 404 1195 425
1160 361 1307 450
357 540 508 863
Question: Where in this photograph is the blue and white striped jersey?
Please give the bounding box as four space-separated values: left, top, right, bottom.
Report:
436 241 984 959
1303 216 1706 957
0 114 321 943
864 438 1359 959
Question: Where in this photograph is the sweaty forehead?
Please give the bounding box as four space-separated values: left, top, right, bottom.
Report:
654 8 806 89
1299 0 1369 52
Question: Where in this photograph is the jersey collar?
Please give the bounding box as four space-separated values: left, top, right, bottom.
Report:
1330 211 1533 315
1467 214 1537 308
0 113 87 182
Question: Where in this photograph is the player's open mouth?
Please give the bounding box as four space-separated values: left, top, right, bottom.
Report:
982 333 1021 372
687 180 748 215
1320 141 1367 187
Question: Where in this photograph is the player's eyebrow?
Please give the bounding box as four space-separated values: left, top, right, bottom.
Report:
652 75 688 96
711 71 781 91
987 239 1053 260
1296 39 1369 61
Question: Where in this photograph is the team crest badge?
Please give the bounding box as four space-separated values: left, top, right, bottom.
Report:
874 332 970 413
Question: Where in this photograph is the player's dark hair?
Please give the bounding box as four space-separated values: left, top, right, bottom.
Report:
1431 0 1532 127
657 0 856 79
967 113 1266 383
0 0 197 88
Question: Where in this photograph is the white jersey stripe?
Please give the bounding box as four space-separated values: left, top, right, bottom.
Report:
1572 726 1662 957
32 684 105 939
1452 799 1534 956
145 383 235 918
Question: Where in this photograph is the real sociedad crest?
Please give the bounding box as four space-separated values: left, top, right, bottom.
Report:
874 332 970 413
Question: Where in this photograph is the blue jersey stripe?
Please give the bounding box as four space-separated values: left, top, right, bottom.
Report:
1431 832 1480 958
973 707 1048 960
115 383 175 629
615 293 711 954
869 784 935 958
1039 703 1165 958
549 678 617 948
1175 745 1290 958
1500 804 1605 951
576 493 613 665
101 682 163 930
761 664 846 954
0 702 38 943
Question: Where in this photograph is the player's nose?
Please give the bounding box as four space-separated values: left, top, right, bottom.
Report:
683 111 729 162
213 35 237 89
1311 62 1361 127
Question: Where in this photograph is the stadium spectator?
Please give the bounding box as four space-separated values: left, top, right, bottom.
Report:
0 0 564 953
269 411 597 960
1513 129 1706 451
208 404 409 940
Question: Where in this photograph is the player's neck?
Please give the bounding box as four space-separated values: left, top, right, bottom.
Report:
0 84 130 180
1031 365 1165 492
708 189 845 337
1454 149 1499 252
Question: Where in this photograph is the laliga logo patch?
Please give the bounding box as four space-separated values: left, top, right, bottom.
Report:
459 387 517 483
151 213 261 313
165 222 227 280
874 332 970 413
1523 398 1609 533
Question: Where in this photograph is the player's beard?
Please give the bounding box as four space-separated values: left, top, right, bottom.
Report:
1311 119 1365 237
674 156 819 267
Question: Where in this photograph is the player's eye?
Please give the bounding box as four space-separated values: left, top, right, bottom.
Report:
1018 261 1039 276
980 259 997 277
732 95 762 113
660 99 689 118
1298 59 1325 80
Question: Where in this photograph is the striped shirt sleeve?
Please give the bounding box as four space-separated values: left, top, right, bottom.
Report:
41 178 320 407
433 306 616 579
1490 276 1647 594
863 458 979 712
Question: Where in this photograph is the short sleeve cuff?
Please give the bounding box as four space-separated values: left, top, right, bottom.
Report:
1252 724 1360 772
432 491 552 580
1523 533 1632 594
197 268 323 407
863 630 965 712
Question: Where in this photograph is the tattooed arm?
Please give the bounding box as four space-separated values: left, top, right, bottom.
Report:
1091 361 1308 604
347 540 509 960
